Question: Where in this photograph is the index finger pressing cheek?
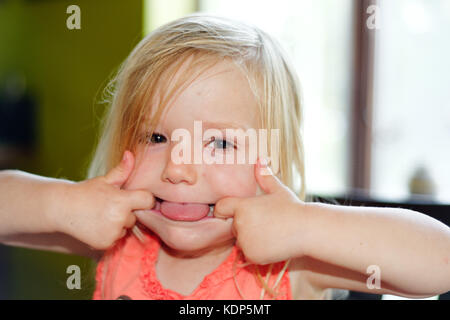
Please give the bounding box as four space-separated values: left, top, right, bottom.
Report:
213 197 242 219
123 189 155 211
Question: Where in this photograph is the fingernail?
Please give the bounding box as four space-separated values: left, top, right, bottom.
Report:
259 157 268 167
259 157 272 175
121 151 127 163
260 165 272 176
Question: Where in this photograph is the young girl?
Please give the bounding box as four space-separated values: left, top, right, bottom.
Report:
1 13 449 300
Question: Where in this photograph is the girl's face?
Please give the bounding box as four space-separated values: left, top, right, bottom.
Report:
125 58 261 254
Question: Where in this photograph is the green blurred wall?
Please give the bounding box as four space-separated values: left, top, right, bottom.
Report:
0 0 144 299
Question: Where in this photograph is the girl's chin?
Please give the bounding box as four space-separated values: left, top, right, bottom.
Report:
158 230 235 254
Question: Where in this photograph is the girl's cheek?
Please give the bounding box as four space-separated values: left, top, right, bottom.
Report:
205 164 257 198
127 147 165 188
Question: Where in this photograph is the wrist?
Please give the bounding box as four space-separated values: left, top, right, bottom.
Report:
288 200 317 259
44 179 76 234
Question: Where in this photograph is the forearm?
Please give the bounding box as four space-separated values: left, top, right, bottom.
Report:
300 202 450 295
0 169 74 238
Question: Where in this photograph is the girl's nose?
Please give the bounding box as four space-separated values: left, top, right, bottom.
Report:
161 155 197 185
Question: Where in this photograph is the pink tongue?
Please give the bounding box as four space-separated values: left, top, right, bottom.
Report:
160 201 210 221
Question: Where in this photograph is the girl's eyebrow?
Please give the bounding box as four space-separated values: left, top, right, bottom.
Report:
138 121 251 134
201 121 250 131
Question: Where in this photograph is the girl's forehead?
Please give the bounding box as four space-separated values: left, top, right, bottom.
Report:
145 59 261 131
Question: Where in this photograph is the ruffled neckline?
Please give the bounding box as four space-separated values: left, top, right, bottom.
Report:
139 232 246 300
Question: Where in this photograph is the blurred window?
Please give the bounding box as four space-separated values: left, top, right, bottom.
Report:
371 0 450 202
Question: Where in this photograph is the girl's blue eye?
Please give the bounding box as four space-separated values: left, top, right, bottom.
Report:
214 140 229 149
207 137 236 150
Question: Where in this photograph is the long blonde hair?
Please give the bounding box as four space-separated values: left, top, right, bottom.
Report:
87 13 306 299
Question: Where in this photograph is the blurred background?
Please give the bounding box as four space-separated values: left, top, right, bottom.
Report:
0 0 449 299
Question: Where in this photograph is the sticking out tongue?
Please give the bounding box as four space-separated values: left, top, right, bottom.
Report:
159 200 210 221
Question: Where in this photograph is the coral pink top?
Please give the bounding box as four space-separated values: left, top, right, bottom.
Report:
93 230 292 300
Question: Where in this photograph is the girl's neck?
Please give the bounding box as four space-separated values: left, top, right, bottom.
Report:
155 239 236 296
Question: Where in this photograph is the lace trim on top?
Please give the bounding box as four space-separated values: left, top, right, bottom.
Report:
93 231 292 300
140 234 247 300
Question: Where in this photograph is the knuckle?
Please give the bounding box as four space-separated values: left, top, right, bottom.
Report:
107 194 123 209
107 207 128 223
116 190 130 202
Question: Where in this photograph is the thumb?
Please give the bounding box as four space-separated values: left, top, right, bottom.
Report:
104 150 135 188
255 157 285 194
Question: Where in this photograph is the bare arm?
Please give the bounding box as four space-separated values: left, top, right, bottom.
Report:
0 169 101 260
0 152 154 261
212 161 450 298
297 202 450 297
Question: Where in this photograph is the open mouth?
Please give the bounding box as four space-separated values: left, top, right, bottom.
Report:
153 196 215 222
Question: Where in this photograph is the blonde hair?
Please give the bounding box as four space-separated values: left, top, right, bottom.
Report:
87 13 306 300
